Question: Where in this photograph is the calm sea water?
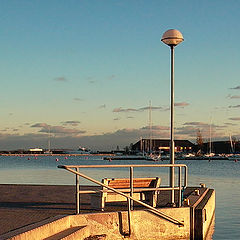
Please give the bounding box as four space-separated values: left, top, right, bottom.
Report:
0 155 239 240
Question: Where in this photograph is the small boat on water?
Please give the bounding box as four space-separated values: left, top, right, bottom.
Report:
227 154 240 161
65 146 91 155
147 153 162 161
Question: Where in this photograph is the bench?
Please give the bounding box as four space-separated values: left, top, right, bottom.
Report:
90 177 161 210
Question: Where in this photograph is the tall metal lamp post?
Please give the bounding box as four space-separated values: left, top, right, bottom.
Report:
161 29 184 206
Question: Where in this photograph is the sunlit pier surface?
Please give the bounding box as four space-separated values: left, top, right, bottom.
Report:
0 185 214 240
0 164 215 240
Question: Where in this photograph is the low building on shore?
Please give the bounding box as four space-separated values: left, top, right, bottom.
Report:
131 138 240 155
131 139 195 154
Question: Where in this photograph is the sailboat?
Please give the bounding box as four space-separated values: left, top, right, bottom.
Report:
146 101 162 161
44 126 52 154
204 117 215 159
228 134 240 161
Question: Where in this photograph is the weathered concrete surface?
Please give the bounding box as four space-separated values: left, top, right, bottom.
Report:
1 208 190 240
0 184 76 236
0 216 92 240
129 208 190 240
194 189 215 240
72 208 190 240
0 184 214 240
0 184 181 235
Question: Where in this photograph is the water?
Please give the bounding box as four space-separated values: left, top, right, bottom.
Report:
0 155 239 239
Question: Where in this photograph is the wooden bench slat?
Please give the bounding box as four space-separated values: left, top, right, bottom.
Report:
106 178 157 188
90 177 161 210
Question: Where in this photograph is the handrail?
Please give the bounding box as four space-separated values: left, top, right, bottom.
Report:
58 164 187 229
58 163 187 168
58 163 188 191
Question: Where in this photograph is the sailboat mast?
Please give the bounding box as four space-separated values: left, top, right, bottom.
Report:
140 137 144 156
230 134 234 153
149 100 152 153
48 127 51 153
209 124 211 154
209 116 213 154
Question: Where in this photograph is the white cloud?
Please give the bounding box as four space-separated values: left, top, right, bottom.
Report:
113 107 139 113
230 85 240 90
227 95 240 99
174 102 189 107
98 104 106 109
229 117 240 121
62 121 81 126
73 97 84 102
0 121 237 151
183 122 209 127
108 75 116 80
229 105 240 108
31 123 49 128
31 123 85 135
141 125 169 131
54 77 68 82
113 106 164 113
224 122 237 126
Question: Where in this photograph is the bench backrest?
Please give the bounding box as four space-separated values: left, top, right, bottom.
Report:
102 177 160 189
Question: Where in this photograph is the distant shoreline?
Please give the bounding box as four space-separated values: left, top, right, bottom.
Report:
0 153 231 160
0 153 114 156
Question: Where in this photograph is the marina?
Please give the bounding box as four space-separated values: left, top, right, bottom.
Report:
0 155 239 239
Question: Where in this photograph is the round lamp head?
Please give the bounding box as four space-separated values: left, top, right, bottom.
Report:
161 29 184 46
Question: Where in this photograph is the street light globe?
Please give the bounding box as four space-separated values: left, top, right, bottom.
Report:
161 29 184 46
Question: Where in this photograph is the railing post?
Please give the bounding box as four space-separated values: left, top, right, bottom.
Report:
178 167 182 207
58 164 186 227
130 167 134 210
127 198 132 236
76 167 80 214
184 166 188 187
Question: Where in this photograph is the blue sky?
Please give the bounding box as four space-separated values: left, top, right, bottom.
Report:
0 0 240 150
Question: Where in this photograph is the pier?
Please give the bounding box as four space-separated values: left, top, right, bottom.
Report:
0 164 215 240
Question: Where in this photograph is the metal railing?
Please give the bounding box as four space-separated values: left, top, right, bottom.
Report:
58 164 187 234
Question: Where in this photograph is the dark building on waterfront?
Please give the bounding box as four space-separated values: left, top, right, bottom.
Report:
131 139 195 153
202 140 240 154
131 139 240 154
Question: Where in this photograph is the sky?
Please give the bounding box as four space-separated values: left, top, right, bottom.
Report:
0 0 240 151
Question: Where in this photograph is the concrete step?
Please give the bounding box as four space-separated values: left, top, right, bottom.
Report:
0 215 72 240
1 214 125 240
44 225 90 240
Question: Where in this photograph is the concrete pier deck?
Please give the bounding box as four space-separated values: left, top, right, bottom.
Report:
0 184 212 238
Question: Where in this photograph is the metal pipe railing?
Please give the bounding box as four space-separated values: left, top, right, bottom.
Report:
127 198 131 236
58 163 187 232
75 167 80 214
58 165 185 228
59 164 187 208
130 166 133 210
59 164 188 207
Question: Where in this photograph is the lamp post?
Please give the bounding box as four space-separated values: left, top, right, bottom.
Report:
161 29 184 206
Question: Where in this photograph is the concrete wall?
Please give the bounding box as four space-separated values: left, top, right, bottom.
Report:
130 208 190 240
201 190 215 239
194 189 215 240
1 191 216 240
71 207 190 240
